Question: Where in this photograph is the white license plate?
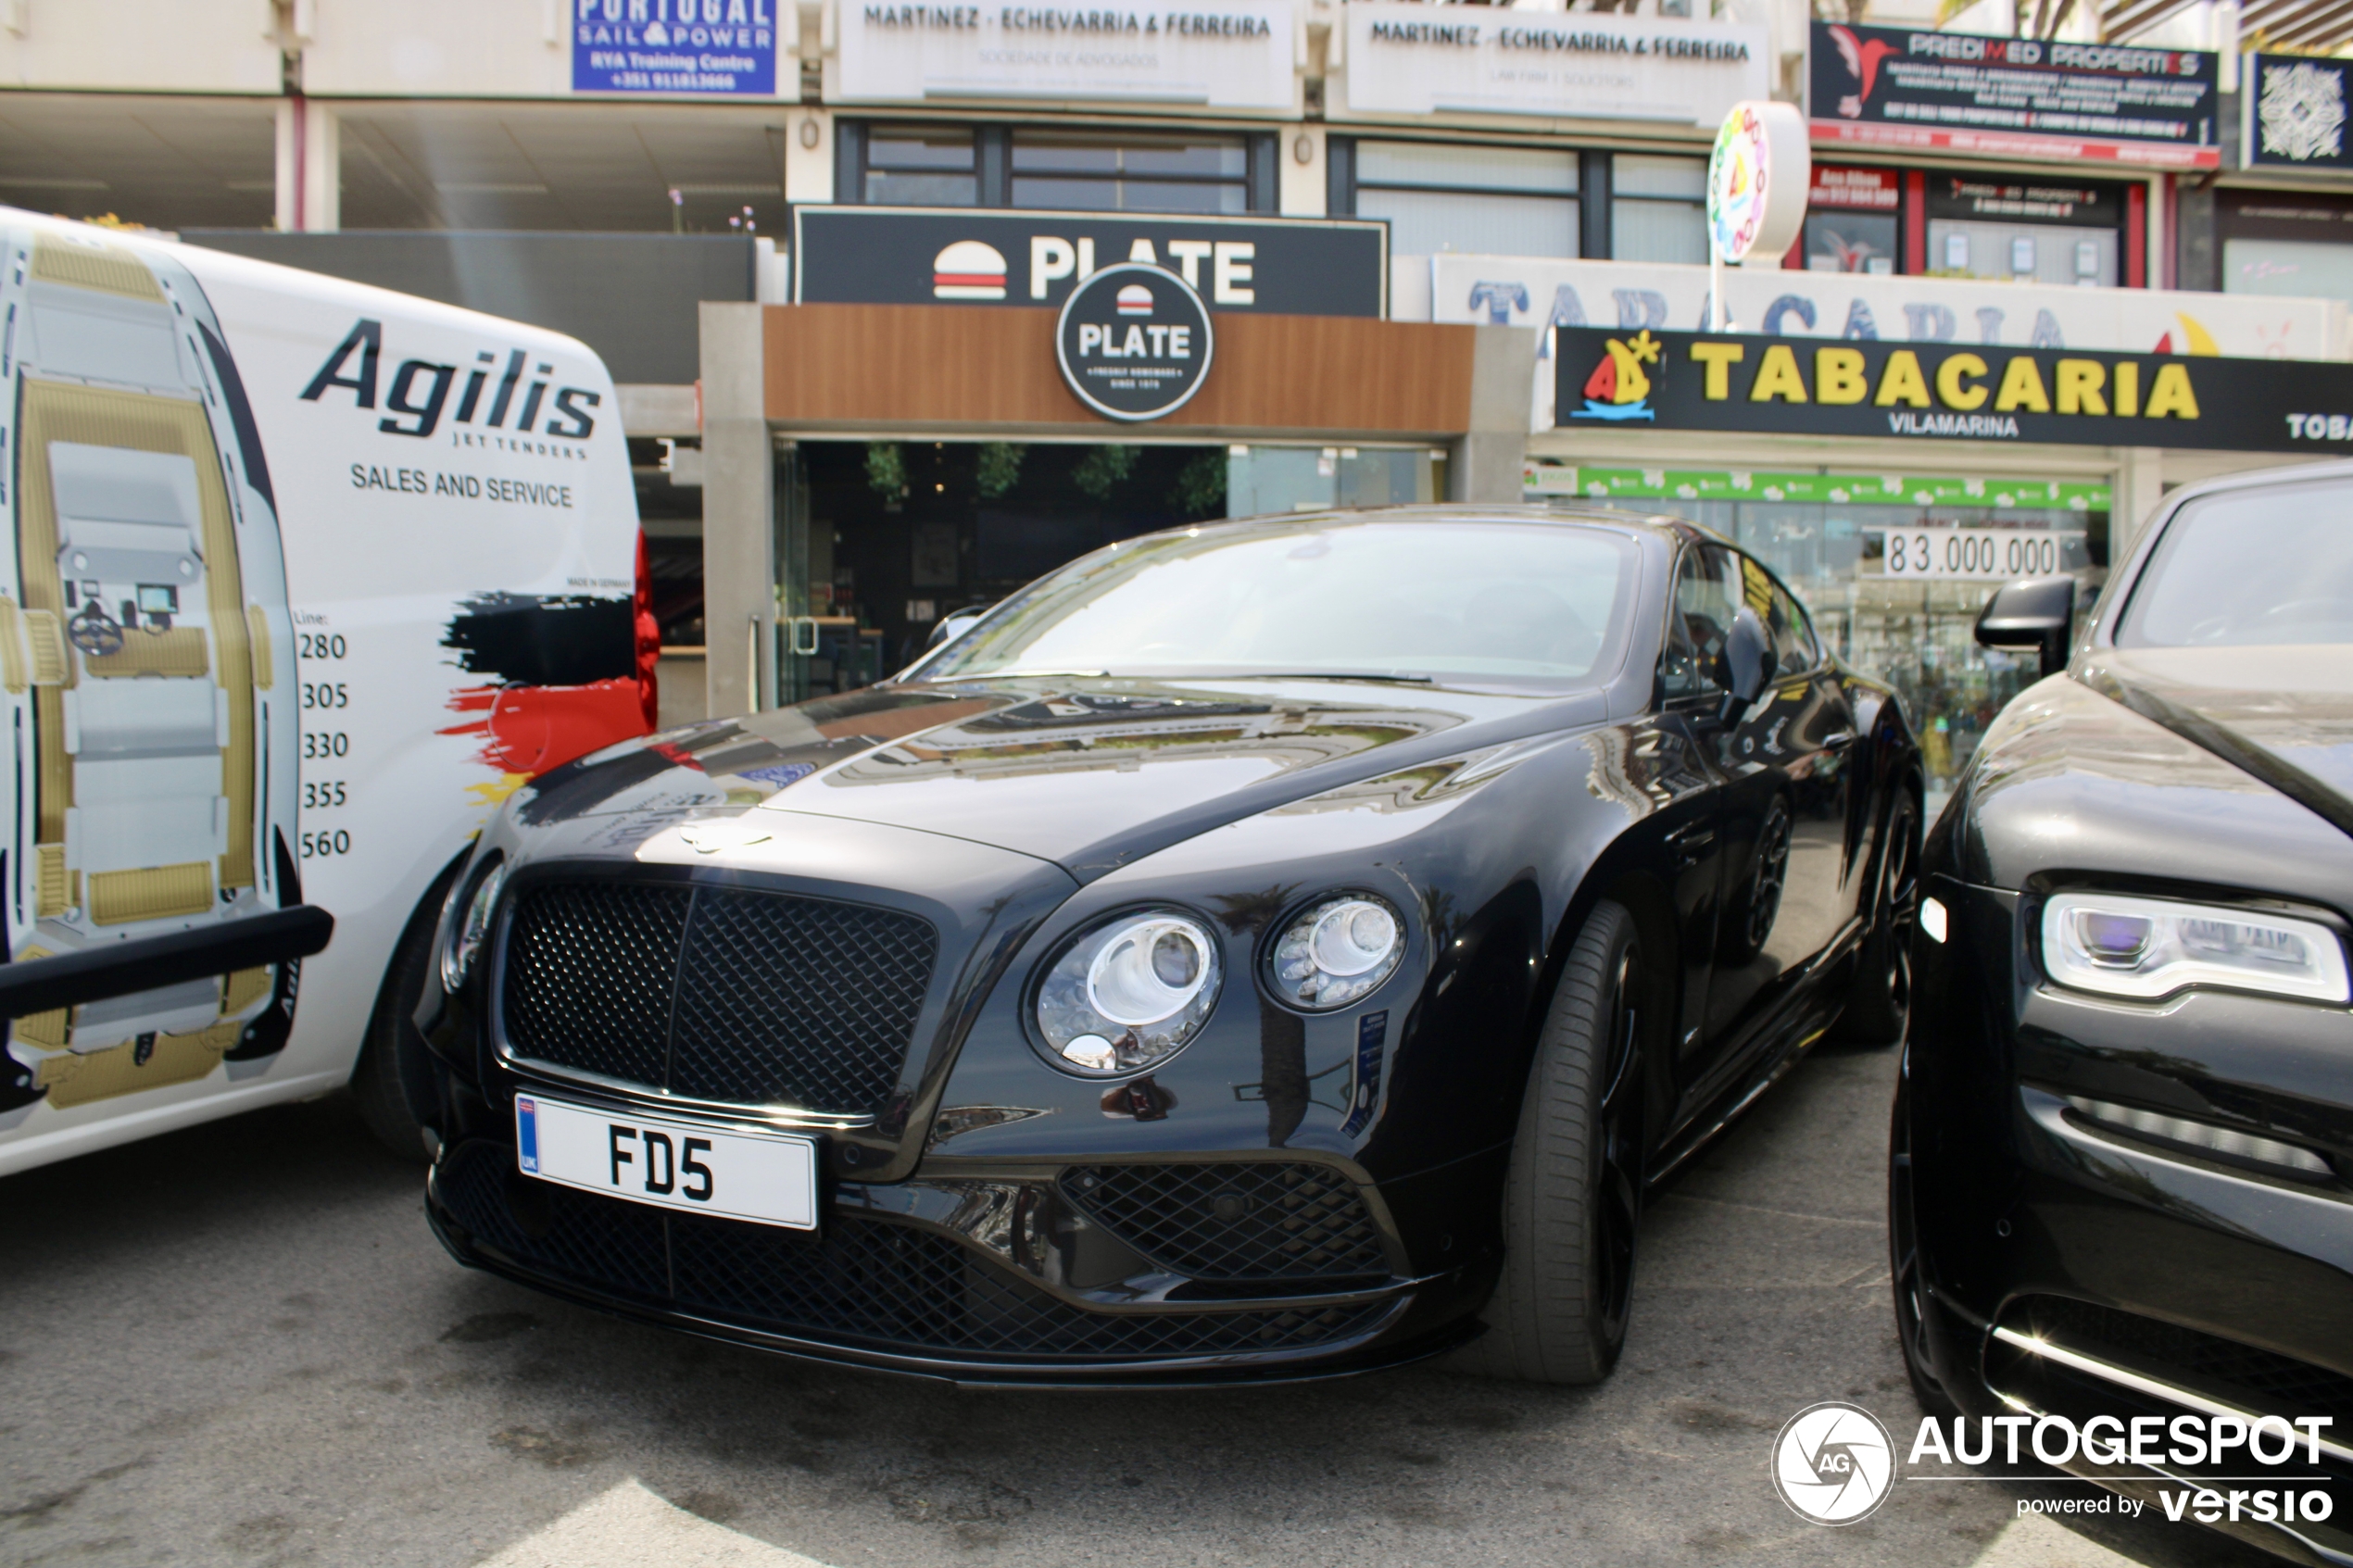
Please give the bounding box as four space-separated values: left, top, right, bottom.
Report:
514 1093 818 1231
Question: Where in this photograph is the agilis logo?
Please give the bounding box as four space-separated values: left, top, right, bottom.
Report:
932 240 1007 300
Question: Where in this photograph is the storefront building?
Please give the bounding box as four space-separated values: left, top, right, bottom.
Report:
4 0 2347 754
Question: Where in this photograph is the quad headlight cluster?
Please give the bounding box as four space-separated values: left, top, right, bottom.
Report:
1268 894 1405 1011
1035 892 1408 1076
1037 910 1223 1073
440 856 507 993
2042 891 2349 1005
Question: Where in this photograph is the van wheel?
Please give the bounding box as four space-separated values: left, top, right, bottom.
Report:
350 866 460 1161
1454 899 1645 1385
1836 792 1920 1047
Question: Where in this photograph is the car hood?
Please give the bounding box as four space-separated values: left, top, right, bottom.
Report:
514 676 1610 880
2082 646 2353 836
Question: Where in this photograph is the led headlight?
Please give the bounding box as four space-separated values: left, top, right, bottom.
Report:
1269 894 1405 1011
1035 910 1222 1074
439 857 507 994
2042 891 2349 1004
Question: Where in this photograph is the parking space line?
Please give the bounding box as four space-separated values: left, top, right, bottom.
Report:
474 1478 837 1568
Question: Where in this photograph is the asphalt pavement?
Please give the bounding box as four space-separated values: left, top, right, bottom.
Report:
0 1041 2279 1568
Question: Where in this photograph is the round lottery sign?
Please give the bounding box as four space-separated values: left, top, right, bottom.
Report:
1707 100 1810 264
1055 262 1215 422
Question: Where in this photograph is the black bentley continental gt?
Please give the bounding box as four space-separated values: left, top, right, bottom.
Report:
1898 462 2353 1561
411 505 1922 1386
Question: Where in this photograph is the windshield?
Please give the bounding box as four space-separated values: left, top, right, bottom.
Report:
2120 479 2353 646
911 518 1638 686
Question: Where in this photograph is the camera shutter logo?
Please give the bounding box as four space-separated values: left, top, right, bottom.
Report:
1770 1401 1895 1524
1055 262 1215 423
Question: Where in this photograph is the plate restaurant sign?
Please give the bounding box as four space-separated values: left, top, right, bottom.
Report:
1057 263 1215 421
1554 325 2353 454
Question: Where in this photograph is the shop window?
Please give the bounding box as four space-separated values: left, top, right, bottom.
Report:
1805 166 1899 274
1924 176 2120 287
860 125 980 207
1349 141 1579 258
2218 189 2353 299
1611 155 1707 265
1011 130 1251 214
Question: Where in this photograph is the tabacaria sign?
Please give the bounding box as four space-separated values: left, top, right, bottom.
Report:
831 0 1296 111
794 207 1388 316
1552 324 2353 454
1808 20 2219 169
1336 1 1765 124
1056 263 1214 421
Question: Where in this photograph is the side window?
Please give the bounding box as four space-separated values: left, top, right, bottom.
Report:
1663 546 1742 698
1738 553 1818 674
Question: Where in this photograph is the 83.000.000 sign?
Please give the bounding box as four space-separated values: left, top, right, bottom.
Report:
1881 527 2082 580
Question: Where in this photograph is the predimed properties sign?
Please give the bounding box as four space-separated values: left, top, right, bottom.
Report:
573 0 779 95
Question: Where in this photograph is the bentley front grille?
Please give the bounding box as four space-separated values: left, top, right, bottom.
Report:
500 881 937 1117
1059 1162 1390 1283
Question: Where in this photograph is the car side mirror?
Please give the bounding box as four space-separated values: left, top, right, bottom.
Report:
925 606 990 652
1720 605 1776 717
1975 575 2076 679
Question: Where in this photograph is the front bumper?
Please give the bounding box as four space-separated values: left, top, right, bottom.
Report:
1906 875 2353 1562
421 1063 1493 1387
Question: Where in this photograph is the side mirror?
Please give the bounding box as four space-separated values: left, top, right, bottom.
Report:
1721 605 1776 715
1975 576 2075 679
925 606 991 652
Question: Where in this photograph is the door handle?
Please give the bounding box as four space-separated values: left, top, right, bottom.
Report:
1664 821 1716 868
1823 730 1857 749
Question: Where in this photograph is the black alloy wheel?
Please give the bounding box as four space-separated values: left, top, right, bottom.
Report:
1455 899 1647 1385
1837 791 1921 1047
1889 1061 1959 1418
1723 799 1793 962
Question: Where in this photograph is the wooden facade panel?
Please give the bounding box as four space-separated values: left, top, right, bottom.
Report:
761 305 1476 436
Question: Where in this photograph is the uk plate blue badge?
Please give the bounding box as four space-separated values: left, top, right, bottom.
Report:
515 1096 540 1173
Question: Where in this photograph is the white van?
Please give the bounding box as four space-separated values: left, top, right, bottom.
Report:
0 210 653 1173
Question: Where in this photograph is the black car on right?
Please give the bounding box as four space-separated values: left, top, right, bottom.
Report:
1896 460 2353 1563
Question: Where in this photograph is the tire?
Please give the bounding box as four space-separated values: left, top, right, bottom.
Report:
1889 1062 1961 1420
1454 899 1647 1385
350 861 462 1162
1835 791 1921 1047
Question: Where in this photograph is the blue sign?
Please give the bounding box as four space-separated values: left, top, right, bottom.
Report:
573 0 779 95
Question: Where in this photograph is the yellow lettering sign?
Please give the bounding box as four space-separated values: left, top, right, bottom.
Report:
2145 362 2199 420
2115 361 2141 418
1994 357 2052 414
1748 345 1808 404
2054 359 2108 416
1816 347 1869 407
1873 351 1931 408
1689 341 1745 401
1935 353 1989 412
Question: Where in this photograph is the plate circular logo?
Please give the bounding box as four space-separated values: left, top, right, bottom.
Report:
1769 1401 1895 1525
1055 262 1214 423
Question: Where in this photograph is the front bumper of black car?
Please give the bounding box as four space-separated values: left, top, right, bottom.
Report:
1906 875 2353 1563
420 1062 1492 1387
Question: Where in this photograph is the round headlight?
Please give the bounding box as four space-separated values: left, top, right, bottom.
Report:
440 858 507 994
1270 894 1405 1010
1036 910 1222 1075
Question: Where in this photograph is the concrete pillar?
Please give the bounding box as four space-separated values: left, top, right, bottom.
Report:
273 97 339 232
1451 324 1540 503
1278 125 1325 217
699 302 775 719
2111 446 2166 567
